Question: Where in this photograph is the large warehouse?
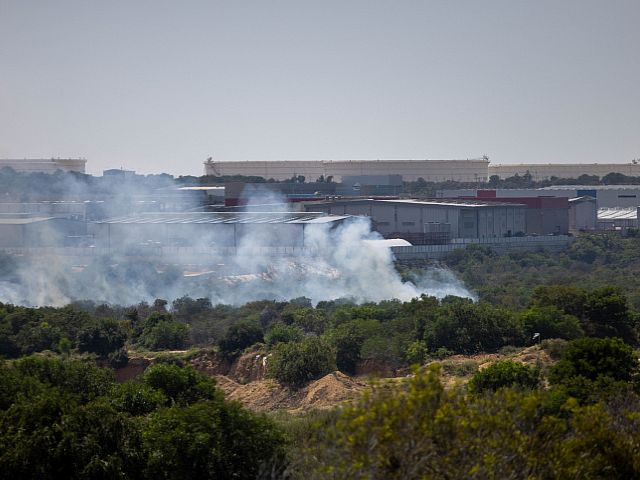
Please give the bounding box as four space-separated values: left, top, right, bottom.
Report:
204 158 490 182
305 199 526 242
90 212 351 249
0 158 87 173
0 215 85 247
440 186 640 209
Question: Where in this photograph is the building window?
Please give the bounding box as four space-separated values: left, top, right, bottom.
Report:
402 221 415 226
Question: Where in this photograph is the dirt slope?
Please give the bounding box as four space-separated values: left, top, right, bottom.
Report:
215 371 368 413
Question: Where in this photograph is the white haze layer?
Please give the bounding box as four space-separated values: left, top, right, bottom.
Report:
0 179 475 307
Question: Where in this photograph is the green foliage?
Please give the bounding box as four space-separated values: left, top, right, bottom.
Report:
110 382 167 416
269 337 337 388
77 318 127 357
218 322 263 358
292 366 640 479
142 400 285 480
519 306 584 340
549 337 639 403
425 300 525 354
141 363 221 406
141 320 189 351
469 360 540 393
404 339 429 365
264 323 304 348
0 355 286 479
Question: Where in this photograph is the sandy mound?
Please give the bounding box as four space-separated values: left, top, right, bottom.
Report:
214 371 368 413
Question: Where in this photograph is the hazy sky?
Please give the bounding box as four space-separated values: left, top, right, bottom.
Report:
1 1 639 175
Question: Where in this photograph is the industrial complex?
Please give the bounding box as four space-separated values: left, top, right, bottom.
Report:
2 157 640 262
0 158 87 173
205 158 640 183
204 158 490 182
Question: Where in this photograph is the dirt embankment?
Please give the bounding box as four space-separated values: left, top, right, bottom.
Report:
117 345 554 413
216 371 368 413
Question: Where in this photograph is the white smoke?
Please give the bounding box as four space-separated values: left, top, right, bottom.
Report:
0 179 475 307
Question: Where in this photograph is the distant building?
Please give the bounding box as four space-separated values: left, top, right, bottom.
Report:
569 197 597 231
204 158 490 182
305 198 527 242
439 186 640 209
0 215 85 247
0 158 86 173
103 168 136 180
597 208 638 230
89 212 351 249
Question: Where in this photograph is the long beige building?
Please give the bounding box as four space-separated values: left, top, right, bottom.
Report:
204 158 490 182
0 158 87 173
489 163 640 181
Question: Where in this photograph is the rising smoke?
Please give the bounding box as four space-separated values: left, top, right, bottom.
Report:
0 172 474 307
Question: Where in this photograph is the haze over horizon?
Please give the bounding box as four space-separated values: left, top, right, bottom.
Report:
1 1 639 176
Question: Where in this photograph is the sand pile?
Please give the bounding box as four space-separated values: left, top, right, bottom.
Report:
215 371 367 413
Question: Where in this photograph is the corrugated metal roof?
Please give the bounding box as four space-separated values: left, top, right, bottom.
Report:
94 212 351 225
597 208 637 220
0 216 56 224
377 199 526 208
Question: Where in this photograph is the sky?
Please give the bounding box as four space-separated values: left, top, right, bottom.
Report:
1 1 639 176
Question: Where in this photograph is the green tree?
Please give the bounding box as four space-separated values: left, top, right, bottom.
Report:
269 336 336 388
77 318 127 357
519 306 583 340
218 322 263 358
142 400 285 480
549 337 639 403
469 360 540 393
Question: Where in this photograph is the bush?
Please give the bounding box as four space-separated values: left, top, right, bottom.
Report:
549 337 639 402
141 320 189 350
142 363 221 405
469 360 540 393
264 323 304 348
268 337 336 388
142 399 286 479
218 323 263 358
78 319 127 358
519 306 583 341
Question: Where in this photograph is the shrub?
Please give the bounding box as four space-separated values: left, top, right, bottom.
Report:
78 319 127 358
549 337 639 402
268 336 336 388
469 360 540 393
218 323 263 358
519 306 583 341
142 363 221 405
264 323 304 348
141 320 189 350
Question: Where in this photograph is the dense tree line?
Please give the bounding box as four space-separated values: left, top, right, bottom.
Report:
0 356 284 479
288 340 640 479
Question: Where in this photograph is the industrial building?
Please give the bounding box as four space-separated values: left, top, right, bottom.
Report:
0 158 87 173
89 212 351 249
204 158 490 182
568 197 597 231
597 208 638 230
0 202 87 221
437 190 569 235
305 199 526 242
0 215 86 247
489 162 640 181
440 186 640 209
